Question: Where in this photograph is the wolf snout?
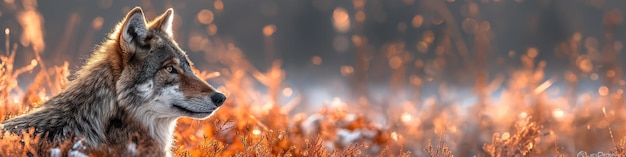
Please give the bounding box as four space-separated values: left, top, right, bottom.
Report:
211 92 226 107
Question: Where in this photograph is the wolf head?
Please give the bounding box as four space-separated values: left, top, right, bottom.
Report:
112 7 225 120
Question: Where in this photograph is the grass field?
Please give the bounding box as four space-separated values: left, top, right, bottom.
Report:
2 39 626 156
2 0 626 156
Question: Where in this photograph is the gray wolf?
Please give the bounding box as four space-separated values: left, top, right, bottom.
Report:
1 7 226 156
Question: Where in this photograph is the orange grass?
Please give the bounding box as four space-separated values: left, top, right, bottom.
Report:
2 1 626 157
2 36 625 156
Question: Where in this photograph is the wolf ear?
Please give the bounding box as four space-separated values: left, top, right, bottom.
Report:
150 8 174 37
119 7 148 60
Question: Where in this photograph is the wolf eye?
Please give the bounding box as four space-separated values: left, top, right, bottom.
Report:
165 66 177 74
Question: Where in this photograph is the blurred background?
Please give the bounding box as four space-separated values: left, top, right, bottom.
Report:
3 0 626 103
2 0 626 156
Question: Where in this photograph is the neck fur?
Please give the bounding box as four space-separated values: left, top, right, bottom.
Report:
129 110 178 155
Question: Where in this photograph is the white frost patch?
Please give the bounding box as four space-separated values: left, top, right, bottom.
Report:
71 140 87 150
68 140 88 157
68 150 89 157
343 113 357 122
49 148 61 157
324 141 335 152
337 129 361 147
127 142 137 155
578 151 619 157
301 113 324 136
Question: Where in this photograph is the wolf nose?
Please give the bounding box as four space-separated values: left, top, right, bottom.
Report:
211 93 226 107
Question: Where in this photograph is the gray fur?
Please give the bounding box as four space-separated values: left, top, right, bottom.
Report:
1 7 223 156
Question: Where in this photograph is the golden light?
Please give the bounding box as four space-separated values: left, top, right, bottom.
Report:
411 14 424 28
519 112 528 118
391 132 399 141
576 56 594 73
197 9 214 24
353 0 365 9
311 56 322 65
214 0 224 12
282 87 293 97
3 2 626 156
207 24 218 36
449 126 457 133
208 72 221 78
340 66 354 76
262 102 274 113
534 80 552 94
501 132 510 141
17 10 45 52
293 113 306 122
332 7 350 32
552 108 564 119
606 70 616 78
423 30 435 43
263 24 276 37
401 112 412 123
252 129 261 135
599 86 609 96
331 97 346 110
30 59 37 67
12 97 19 104
91 17 104 30
410 75 423 86
38 92 47 101
389 56 403 69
